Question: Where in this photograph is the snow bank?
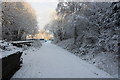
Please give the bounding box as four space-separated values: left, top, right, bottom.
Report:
56 38 118 78
0 40 22 59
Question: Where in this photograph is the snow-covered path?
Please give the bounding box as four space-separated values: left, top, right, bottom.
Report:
13 43 113 78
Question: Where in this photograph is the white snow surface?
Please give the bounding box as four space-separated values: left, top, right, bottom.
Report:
0 40 22 59
10 41 32 44
13 43 113 78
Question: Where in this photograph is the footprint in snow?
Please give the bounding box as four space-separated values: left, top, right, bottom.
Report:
94 73 99 75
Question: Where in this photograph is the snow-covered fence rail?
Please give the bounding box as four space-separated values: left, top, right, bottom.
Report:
1 51 23 80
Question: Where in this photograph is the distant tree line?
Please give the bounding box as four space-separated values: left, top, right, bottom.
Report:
2 2 38 41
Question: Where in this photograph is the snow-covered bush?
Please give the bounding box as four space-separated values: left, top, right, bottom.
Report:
31 40 42 48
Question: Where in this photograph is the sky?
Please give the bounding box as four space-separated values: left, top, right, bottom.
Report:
26 0 58 30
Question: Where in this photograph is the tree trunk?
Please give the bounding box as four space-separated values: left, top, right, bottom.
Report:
74 26 77 44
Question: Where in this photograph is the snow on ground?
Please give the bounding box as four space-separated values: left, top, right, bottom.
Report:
56 38 118 77
0 40 22 59
13 43 113 78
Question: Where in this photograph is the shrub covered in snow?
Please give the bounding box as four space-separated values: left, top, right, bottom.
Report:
31 40 42 48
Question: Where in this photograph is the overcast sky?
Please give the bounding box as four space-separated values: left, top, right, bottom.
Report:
26 0 58 30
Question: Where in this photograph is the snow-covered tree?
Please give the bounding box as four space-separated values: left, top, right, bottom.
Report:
0 1 2 40
2 2 38 41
